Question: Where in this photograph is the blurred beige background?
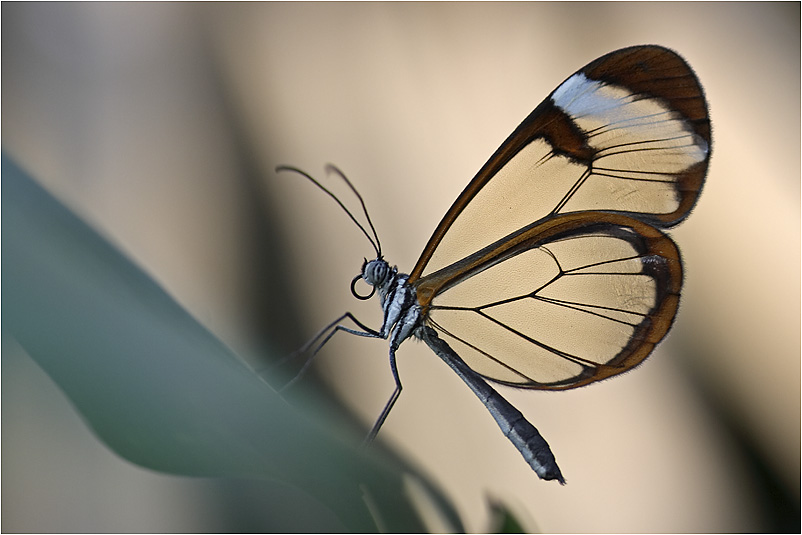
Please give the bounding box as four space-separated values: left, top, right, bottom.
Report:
3 2 799 532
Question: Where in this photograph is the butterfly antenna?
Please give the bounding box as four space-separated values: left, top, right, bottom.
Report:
276 165 381 257
324 164 382 258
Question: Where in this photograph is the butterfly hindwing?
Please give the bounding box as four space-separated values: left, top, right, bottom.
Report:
418 212 681 389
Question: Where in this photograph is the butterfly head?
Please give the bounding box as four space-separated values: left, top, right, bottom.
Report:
351 257 392 301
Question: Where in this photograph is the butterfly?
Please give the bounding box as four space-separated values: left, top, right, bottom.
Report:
279 45 710 483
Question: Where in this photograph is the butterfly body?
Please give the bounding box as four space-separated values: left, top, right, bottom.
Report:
362 259 420 349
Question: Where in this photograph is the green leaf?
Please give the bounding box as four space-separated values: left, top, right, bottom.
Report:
1 154 462 532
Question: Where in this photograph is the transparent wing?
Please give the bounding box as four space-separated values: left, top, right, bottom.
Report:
414 212 682 389
409 45 710 282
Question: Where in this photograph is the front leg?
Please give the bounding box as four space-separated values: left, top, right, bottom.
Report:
282 312 386 390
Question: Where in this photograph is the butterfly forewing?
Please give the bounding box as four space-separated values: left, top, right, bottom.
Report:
409 46 709 282
410 46 708 390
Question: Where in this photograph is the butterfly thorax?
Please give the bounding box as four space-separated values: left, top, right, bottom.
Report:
361 258 422 348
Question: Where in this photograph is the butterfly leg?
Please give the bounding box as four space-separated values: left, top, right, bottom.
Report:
363 343 402 444
281 312 384 391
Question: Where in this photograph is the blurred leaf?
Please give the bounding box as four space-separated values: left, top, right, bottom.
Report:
1 154 462 532
487 499 530 533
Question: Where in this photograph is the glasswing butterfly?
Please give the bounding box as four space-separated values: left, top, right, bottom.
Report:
279 45 710 483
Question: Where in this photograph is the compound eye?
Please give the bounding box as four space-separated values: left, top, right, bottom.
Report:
365 260 389 285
